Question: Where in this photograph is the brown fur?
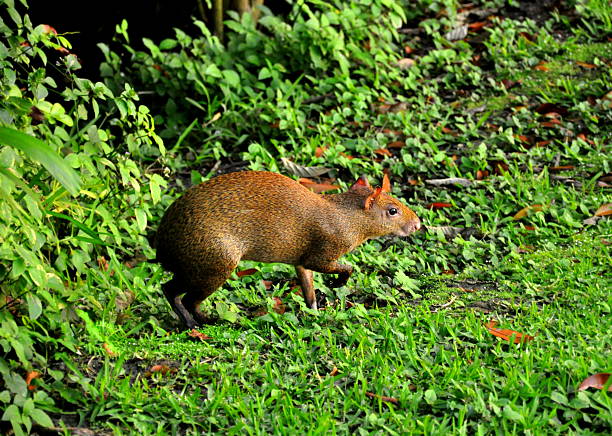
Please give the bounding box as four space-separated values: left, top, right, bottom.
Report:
156 171 420 328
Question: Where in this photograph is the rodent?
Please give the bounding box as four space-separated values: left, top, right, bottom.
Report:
156 171 421 328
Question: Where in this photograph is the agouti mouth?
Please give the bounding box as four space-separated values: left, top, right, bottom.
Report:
397 219 421 237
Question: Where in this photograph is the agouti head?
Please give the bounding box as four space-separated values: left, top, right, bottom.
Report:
156 171 420 328
332 174 421 240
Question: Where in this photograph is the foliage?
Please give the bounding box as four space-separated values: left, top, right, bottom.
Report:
0 0 610 434
0 1 167 434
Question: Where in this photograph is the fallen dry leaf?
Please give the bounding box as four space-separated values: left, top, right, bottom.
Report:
387 140 405 149
549 165 575 172
366 392 399 404
576 61 596 69
535 103 568 116
513 204 544 220
315 146 327 158
298 178 340 193
534 62 549 71
272 297 286 314
236 268 258 278
188 329 212 341
102 343 118 357
578 373 612 391
144 364 177 377
476 170 489 180
486 320 534 344
329 366 339 377
396 58 415 70
428 202 453 209
468 21 487 31
594 203 612 217
374 148 393 157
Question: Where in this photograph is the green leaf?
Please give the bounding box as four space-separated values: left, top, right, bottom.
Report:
25 294 43 320
502 405 523 422
28 409 53 428
222 69 240 88
0 127 81 195
135 208 147 233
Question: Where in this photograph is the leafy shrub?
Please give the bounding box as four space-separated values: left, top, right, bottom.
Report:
0 1 168 433
100 0 410 171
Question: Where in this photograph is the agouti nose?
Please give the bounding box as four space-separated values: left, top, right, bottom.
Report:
399 216 421 236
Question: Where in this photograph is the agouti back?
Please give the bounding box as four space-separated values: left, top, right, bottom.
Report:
156 171 420 328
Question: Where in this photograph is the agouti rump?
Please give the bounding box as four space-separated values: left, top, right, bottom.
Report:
156 171 420 328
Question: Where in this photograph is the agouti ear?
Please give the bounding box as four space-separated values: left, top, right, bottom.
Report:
350 175 371 191
381 173 391 193
364 187 383 210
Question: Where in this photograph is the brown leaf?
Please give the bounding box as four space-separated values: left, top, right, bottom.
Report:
26 371 41 391
262 280 274 290
486 320 534 344
513 204 544 220
548 165 574 172
594 203 612 217
145 364 177 377
102 343 118 357
535 103 568 116
272 297 286 314
366 392 399 404
396 58 415 70
29 106 45 125
533 61 549 71
576 61 596 69
578 373 612 391
188 329 212 341
115 290 135 311
315 146 327 158
387 140 405 149
403 46 413 55
577 133 594 145
523 225 536 231
501 79 520 90
374 148 393 157
298 178 340 193
236 268 258 278
468 21 487 31
540 119 562 128
536 140 551 147
329 366 339 376
427 202 453 209
476 170 489 180
97 256 109 271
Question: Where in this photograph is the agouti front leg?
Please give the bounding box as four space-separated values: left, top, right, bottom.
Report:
295 266 317 310
299 259 353 301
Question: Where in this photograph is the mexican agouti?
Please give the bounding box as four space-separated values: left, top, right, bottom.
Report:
156 171 420 328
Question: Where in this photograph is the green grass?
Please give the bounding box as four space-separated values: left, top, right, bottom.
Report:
70 233 611 435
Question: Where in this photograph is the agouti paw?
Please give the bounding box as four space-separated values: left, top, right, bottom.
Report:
326 275 349 289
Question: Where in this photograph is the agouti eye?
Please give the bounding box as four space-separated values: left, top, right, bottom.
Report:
388 207 399 216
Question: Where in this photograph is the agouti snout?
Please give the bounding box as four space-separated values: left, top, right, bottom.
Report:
156 171 420 328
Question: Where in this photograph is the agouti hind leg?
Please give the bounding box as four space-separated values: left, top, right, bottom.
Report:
162 276 197 328
181 266 235 326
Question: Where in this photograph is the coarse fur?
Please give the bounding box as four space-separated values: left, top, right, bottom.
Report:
156 171 420 328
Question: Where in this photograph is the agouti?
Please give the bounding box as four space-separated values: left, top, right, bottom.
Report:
156 171 420 328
